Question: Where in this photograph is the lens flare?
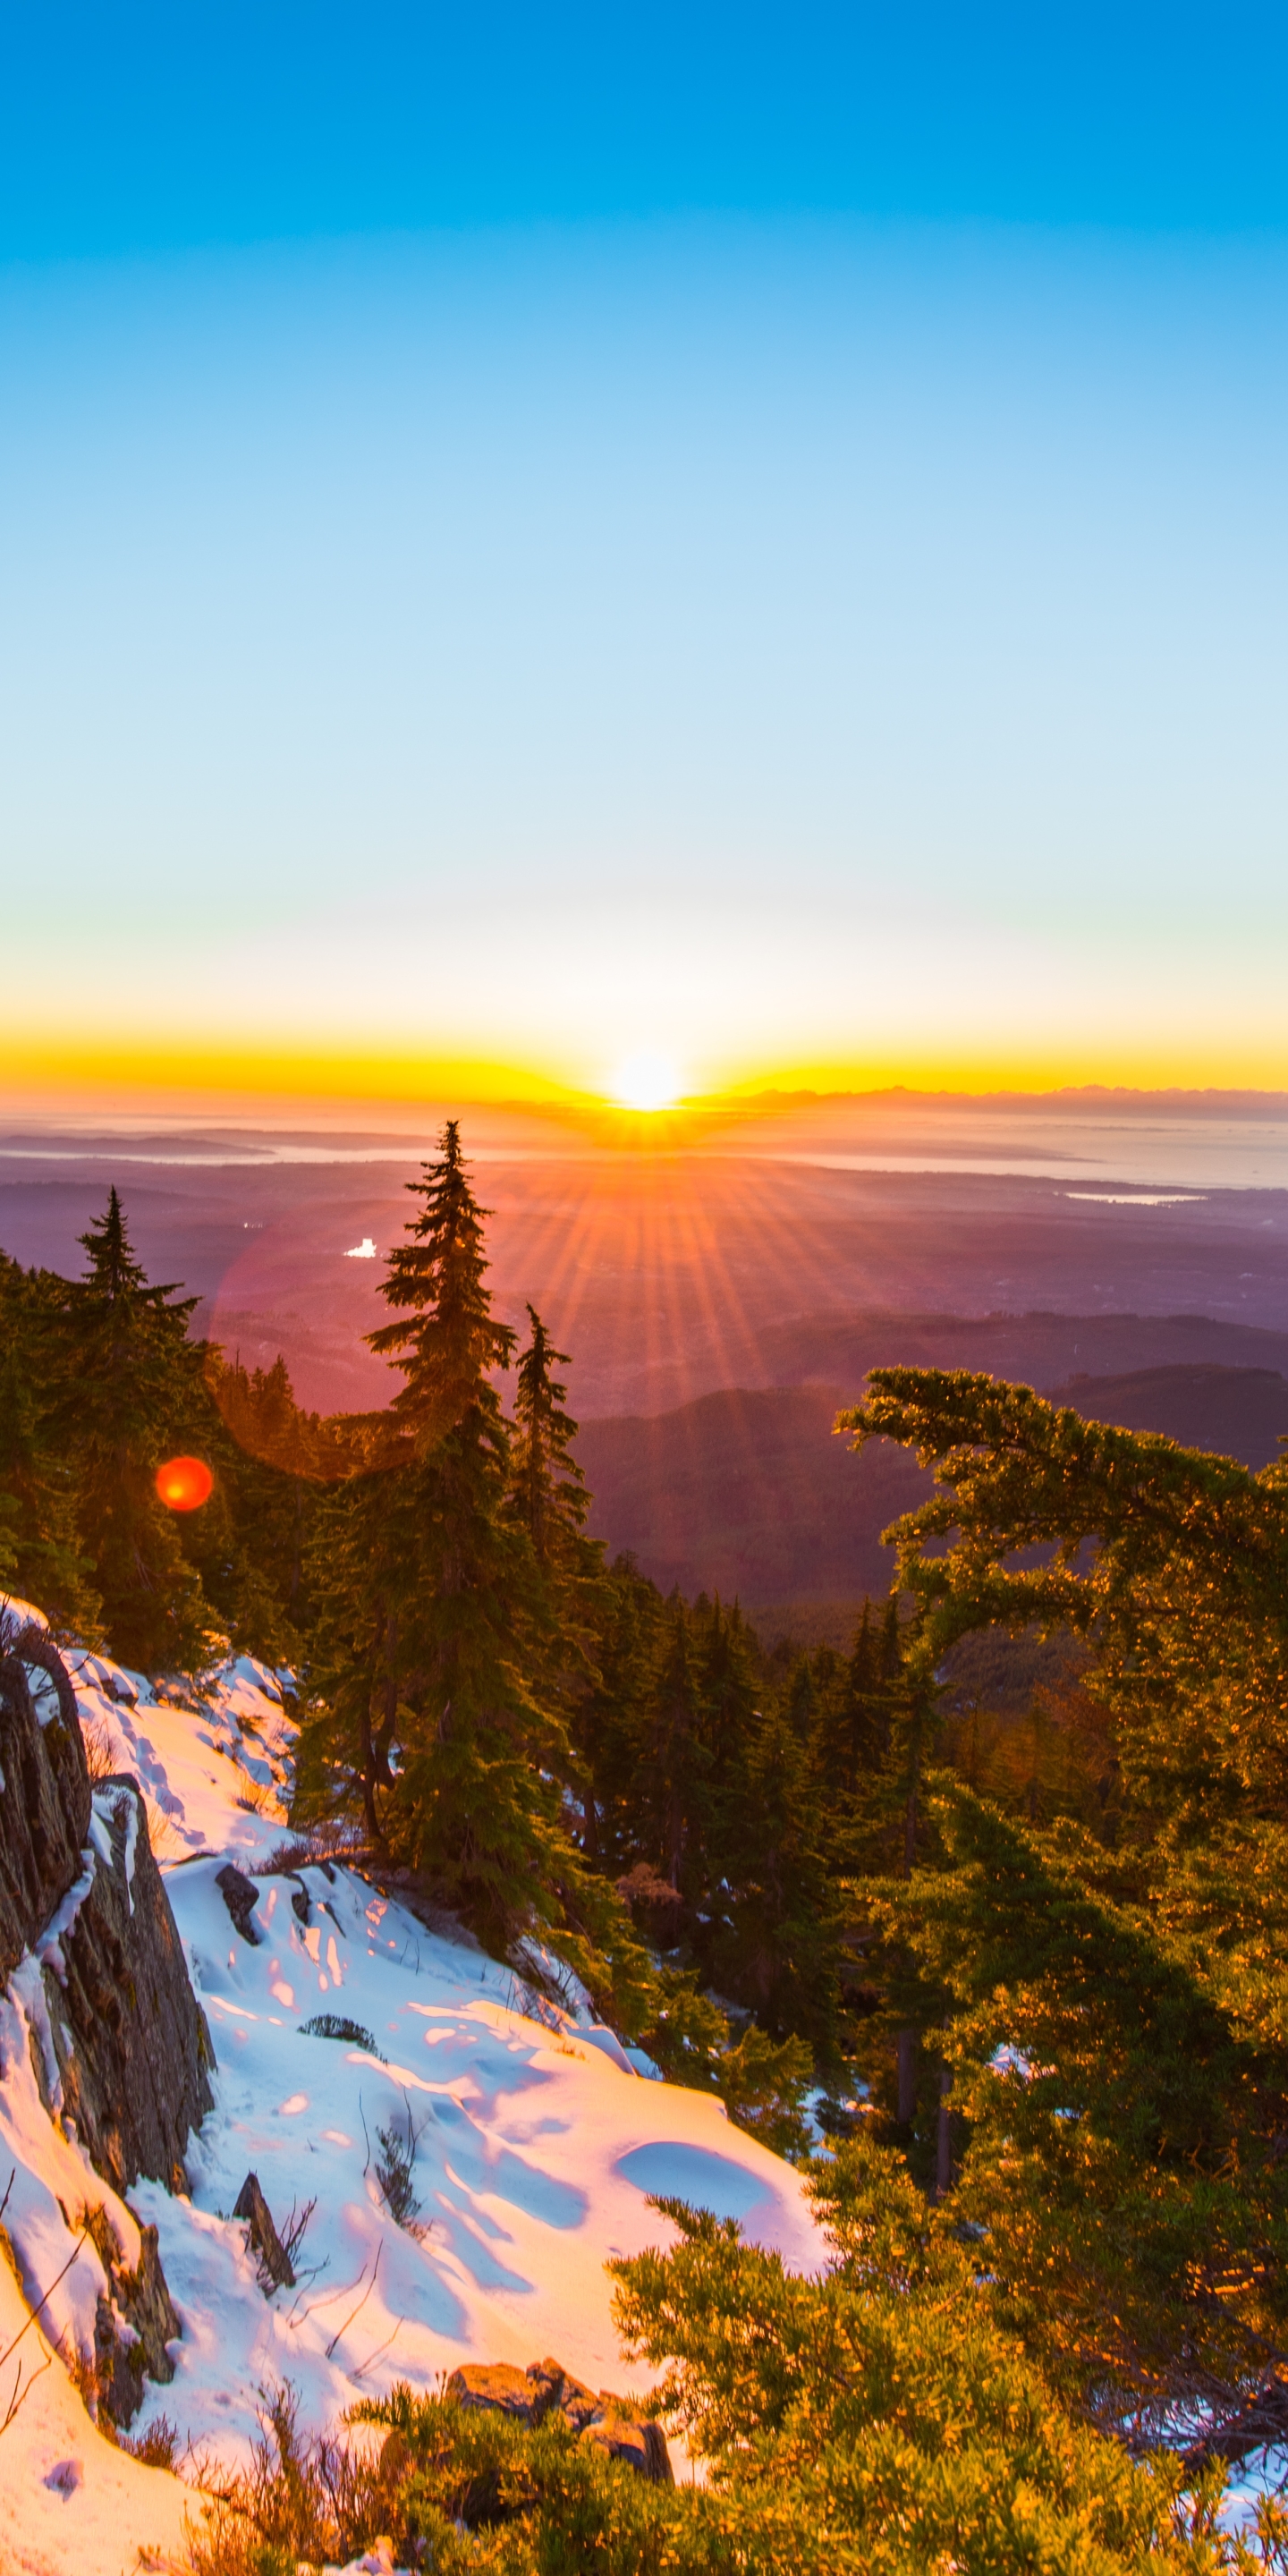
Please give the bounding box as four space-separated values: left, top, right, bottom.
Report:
610 1050 680 1112
156 1454 214 1512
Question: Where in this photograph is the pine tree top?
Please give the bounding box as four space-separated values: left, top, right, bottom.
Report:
369 1123 515 1440
512 1302 591 1563
76 1185 197 1322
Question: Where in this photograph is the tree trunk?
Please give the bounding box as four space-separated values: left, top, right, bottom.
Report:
358 1707 386 1848
896 2027 917 2124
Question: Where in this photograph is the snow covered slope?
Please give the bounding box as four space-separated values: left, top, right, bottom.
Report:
144 1855 819 2458
0 1635 825 2573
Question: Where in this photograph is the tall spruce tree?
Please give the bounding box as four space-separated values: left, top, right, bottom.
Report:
508 1306 591 1573
303 1126 624 1975
57 1190 210 1669
369 1122 516 1448
506 1304 606 1842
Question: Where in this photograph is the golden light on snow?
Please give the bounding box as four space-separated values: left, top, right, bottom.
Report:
610 1050 681 1112
156 1454 214 1511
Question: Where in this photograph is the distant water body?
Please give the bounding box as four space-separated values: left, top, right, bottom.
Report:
2 1094 1288 1196
738 1098 1288 1196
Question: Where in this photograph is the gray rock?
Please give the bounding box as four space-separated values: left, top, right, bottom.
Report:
233 2171 294 2290
1 1631 210 2431
0 1623 92 1979
216 1863 262 1945
32 1775 216 2193
86 2205 182 2429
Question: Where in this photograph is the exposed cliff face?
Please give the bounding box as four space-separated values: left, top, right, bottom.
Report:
18 1773 216 2193
1 1618 217 2423
0 1620 92 1975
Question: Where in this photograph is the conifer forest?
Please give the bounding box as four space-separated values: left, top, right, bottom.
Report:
7 1125 1288 2572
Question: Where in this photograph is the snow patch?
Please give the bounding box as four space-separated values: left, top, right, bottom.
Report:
24 1665 64 1729
0 1618 824 2568
34 1852 97 1984
0 1590 49 1634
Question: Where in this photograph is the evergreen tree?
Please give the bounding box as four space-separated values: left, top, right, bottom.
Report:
56 1189 211 1669
878 1784 1288 2445
304 1127 632 1996
839 1364 1288 1829
0 1255 98 1631
709 1698 844 2063
198 1351 353 1659
507 1306 593 1572
835 1365 1288 2421
784 1651 817 1747
695 1595 761 1844
296 1465 399 1845
572 1553 665 1865
506 1305 606 1807
644 1595 708 1896
368 1121 516 1447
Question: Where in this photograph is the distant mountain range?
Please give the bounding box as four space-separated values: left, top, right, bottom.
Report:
576 1316 1288 1630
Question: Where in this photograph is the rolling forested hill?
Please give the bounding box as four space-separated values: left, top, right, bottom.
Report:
579 1349 1288 1622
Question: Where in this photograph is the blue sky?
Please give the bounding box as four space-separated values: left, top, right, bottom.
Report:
4 6 1288 1097
6 4 1288 251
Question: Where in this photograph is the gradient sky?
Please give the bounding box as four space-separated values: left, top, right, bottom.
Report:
4 4 1288 1100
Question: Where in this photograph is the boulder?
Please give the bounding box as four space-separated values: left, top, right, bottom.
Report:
445 2361 534 2418
524 2355 604 2431
216 1862 262 1945
445 2354 674 2483
583 2408 674 2482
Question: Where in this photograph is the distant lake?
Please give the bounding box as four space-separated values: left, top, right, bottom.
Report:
733 1097 1288 1195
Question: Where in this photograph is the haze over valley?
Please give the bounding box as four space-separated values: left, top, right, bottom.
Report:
5 1092 1288 1624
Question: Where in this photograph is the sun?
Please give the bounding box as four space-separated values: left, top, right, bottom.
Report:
609 1050 681 1113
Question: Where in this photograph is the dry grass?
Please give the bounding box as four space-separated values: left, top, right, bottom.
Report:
80 1711 120 1782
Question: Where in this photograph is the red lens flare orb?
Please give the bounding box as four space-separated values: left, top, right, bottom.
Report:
155 1455 214 1513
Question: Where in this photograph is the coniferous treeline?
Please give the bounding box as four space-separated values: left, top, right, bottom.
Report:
13 1125 1288 2522
0 1139 897 2138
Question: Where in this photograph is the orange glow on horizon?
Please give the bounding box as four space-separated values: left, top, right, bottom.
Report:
3 1030 1288 1122
156 1456 214 1512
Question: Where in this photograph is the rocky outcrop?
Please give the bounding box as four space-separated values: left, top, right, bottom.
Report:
445 2356 674 2483
84 2203 182 2428
23 1774 216 2192
0 1620 92 1976
2 1622 216 2192
2 1624 215 2429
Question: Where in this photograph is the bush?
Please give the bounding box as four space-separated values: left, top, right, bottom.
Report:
184 2142 1250 2575
299 2012 381 2055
